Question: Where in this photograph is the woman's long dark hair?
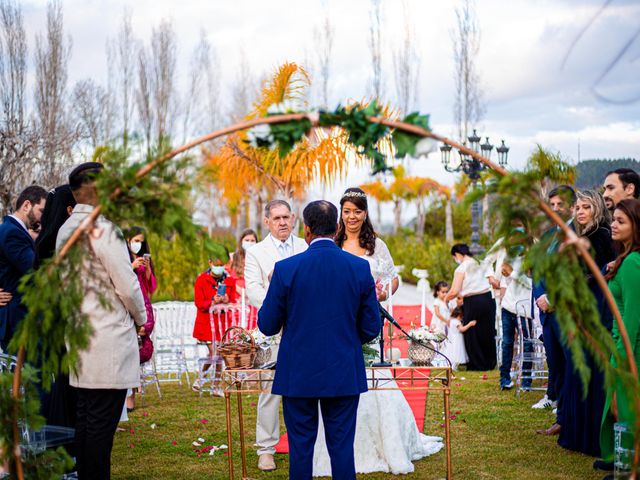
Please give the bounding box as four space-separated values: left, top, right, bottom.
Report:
230 228 258 277
34 185 76 269
605 199 640 280
335 187 377 255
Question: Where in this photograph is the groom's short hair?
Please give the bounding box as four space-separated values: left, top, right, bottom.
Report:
303 200 338 236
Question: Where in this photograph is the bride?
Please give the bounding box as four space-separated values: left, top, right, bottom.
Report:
311 187 443 476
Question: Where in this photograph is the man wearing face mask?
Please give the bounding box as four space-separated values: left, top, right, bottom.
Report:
0 185 48 351
244 200 307 472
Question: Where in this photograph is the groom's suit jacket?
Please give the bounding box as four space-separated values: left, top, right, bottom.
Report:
258 239 380 397
0 216 35 347
244 233 308 309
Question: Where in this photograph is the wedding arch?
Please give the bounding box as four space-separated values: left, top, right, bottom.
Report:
4 103 639 479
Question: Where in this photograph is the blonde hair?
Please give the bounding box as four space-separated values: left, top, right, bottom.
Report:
575 189 611 235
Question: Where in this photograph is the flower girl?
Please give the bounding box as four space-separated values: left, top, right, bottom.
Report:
441 305 476 369
432 281 452 335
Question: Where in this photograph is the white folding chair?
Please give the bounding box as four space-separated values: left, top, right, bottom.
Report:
513 300 548 396
152 301 193 387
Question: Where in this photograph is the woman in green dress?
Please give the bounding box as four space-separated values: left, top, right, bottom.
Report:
600 199 640 469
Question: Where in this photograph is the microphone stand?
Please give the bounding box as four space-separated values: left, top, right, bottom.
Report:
371 307 392 367
378 303 453 372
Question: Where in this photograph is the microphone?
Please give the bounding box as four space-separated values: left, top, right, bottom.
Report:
378 302 453 370
378 303 403 330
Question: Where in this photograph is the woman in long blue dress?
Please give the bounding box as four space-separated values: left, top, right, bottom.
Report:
558 190 615 456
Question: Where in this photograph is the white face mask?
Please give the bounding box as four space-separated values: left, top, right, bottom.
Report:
211 266 225 277
130 241 142 254
242 240 256 250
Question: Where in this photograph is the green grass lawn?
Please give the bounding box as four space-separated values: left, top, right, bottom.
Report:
111 370 603 479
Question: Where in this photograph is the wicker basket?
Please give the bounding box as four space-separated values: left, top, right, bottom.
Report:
407 341 436 366
218 326 258 369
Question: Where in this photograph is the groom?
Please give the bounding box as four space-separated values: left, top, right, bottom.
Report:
258 200 380 480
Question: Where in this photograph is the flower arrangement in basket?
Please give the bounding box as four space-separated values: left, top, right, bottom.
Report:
250 328 278 368
217 326 258 369
404 325 447 366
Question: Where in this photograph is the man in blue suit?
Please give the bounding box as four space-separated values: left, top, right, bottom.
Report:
532 185 575 436
258 200 380 480
0 185 48 351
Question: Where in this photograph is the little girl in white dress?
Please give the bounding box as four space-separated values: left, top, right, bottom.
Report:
441 305 476 369
432 282 477 368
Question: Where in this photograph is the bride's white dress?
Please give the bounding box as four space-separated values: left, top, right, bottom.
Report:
312 371 444 476
310 238 443 476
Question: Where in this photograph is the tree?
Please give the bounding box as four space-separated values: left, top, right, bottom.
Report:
207 63 356 232
112 9 136 145
360 179 392 225
72 79 111 149
0 0 40 216
392 0 420 115
368 0 384 100
33 0 75 186
452 0 484 142
150 19 177 145
388 165 410 233
313 1 334 109
135 42 153 152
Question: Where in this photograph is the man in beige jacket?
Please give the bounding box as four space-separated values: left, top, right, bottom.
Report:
244 199 308 471
56 162 147 480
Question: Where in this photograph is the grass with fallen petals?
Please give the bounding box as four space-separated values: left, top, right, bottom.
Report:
110 370 602 479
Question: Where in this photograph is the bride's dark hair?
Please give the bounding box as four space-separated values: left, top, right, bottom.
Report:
335 187 377 255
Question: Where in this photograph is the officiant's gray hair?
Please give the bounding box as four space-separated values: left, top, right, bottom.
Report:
264 199 292 218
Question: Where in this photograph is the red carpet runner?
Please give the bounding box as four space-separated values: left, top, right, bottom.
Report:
275 305 432 454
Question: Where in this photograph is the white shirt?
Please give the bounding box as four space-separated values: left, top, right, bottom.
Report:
500 257 532 317
8 214 28 234
455 257 492 297
270 233 295 259
310 237 333 245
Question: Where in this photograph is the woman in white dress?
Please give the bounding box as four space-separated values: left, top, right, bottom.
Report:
310 187 442 476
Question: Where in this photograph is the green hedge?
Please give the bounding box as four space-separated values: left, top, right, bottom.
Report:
148 231 235 301
382 231 456 286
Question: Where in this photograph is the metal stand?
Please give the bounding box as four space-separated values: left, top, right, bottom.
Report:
222 366 454 479
372 310 391 367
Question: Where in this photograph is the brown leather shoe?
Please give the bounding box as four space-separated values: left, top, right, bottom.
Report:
536 422 561 435
257 453 276 471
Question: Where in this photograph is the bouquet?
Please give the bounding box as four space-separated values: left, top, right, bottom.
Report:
250 328 281 347
405 325 447 344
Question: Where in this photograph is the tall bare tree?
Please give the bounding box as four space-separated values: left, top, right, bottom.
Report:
0 0 26 132
452 0 484 142
72 79 110 149
368 0 384 100
182 29 221 142
33 0 75 184
150 19 177 145
0 0 41 215
392 0 420 115
228 48 256 123
135 42 153 152
313 2 334 109
113 10 136 145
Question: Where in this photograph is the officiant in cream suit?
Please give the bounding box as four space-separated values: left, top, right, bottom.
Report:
244 199 308 472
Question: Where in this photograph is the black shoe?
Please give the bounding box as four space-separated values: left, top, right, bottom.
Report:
593 459 614 471
602 475 613 480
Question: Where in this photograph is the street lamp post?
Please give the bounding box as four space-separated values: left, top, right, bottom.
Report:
440 130 509 255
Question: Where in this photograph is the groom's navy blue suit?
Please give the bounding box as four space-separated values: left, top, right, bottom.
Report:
0 216 35 351
258 238 380 480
